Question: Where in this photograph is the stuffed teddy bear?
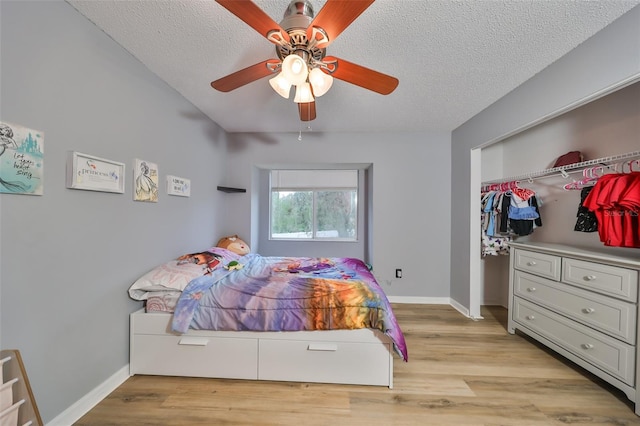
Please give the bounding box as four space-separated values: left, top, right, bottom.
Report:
216 235 250 255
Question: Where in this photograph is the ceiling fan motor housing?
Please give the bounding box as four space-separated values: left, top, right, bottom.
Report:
276 1 326 63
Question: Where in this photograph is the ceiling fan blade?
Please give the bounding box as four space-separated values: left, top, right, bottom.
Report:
211 60 279 92
216 0 289 44
298 102 317 121
323 56 398 95
307 0 374 49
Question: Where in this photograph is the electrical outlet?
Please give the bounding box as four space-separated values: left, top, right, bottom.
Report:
395 268 402 278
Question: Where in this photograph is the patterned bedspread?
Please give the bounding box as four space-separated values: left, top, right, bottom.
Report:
172 254 408 361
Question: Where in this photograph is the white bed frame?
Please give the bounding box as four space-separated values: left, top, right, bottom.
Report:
130 309 395 387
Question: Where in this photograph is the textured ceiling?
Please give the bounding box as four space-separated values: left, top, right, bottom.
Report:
66 0 640 134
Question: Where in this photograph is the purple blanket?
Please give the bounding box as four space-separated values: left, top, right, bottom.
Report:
172 254 408 361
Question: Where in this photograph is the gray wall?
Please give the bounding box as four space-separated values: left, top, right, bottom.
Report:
451 5 640 310
223 131 453 299
0 1 227 421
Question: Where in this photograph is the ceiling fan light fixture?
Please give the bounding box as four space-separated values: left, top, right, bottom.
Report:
269 73 292 98
308 67 333 97
293 82 314 103
281 54 309 85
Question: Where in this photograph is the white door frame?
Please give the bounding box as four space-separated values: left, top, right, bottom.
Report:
469 148 482 319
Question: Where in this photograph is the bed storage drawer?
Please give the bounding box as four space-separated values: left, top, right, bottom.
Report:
513 297 634 385
131 334 258 379
258 339 392 386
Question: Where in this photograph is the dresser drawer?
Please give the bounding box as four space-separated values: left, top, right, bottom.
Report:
258 339 391 386
131 334 258 379
562 258 638 302
513 249 561 281
513 297 634 385
514 271 636 344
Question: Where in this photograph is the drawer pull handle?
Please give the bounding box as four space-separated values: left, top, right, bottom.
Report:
308 343 338 352
527 287 536 292
526 261 537 266
525 315 535 321
178 337 209 346
582 307 595 314
584 275 597 281
581 343 594 350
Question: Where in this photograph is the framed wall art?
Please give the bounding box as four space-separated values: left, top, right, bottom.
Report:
66 151 125 193
134 159 158 202
166 175 191 197
0 121 44 195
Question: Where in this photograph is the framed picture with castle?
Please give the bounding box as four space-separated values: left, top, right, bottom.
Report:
0 121 44 195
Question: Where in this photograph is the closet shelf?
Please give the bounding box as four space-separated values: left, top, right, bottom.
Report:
482 150 640 185
217 186 246 193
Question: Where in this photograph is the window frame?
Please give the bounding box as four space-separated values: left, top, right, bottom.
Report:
269 170 359 242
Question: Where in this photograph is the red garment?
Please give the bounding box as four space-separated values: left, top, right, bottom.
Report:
583 172 640 248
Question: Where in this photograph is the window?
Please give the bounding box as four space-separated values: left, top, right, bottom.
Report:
270 169 358 241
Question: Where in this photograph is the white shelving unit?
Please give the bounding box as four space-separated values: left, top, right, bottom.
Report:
0 350 42 426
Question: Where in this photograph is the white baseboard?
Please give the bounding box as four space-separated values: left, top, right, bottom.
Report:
47 365 130 426
388 296 485 319
449 297 469 317
387 296 450 305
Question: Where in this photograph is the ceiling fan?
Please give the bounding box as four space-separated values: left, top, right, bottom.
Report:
211 0 399 122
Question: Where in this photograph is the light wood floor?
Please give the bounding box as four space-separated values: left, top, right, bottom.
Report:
76 304 640 425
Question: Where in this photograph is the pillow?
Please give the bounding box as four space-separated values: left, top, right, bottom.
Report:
216 235 251 255
128 260 204 300
128 247 242 300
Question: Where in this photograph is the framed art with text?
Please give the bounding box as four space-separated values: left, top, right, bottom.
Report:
66 151 125 193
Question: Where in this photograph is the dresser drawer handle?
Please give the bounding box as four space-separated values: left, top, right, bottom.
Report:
582 307 595 314
581 343 594 350
527 287 536 292
584 275 597 281
526 261 537 266
525 315 535 321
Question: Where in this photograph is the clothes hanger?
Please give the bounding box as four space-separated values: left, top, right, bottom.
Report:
563 166 601 190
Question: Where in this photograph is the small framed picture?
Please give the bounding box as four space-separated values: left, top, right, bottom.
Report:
166 175 191 197
133 159 159 202
66 151 125 193
1 121 44 195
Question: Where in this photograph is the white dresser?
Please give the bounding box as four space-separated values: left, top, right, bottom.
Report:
507 242 640 414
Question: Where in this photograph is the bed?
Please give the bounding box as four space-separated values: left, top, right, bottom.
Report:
128 247 408 387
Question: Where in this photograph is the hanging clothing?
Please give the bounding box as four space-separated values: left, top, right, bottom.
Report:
482 233 511 256
481 190 511 256
505 192 543 236
582 172 640 248
480 185 542 255
574 186 598 233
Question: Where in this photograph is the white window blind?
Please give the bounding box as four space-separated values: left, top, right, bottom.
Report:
271 170 357 190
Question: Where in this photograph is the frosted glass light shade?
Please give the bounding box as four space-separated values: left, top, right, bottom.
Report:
308 68 333 97
293 82 315 103
269 73 292 98
281 54 309 86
